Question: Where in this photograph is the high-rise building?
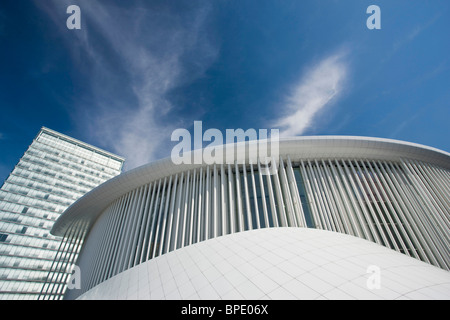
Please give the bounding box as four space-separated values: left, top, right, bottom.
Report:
42 136 450 300
0 127 124 300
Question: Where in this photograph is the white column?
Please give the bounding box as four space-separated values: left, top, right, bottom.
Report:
257 159 270 228
228 164 236 234
249 160 261 229
242 164 253 230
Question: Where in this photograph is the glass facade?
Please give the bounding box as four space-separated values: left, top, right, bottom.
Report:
0 127 124 300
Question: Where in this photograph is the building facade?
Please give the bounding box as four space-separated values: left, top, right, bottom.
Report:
0 127 124 300
44 136 450 300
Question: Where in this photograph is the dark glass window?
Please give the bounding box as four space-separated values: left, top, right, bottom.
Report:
262 175 274 227
252 169 266 228
293 168 315 228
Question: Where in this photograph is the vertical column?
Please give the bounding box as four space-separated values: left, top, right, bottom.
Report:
188 169 197 246
152 177 168 258
147 179 163 260
257 159 270 228
220 164 228 236
242 164 253 230
139 182 157 264
161 175 176 255
172 172 185 252
180 170 191 249
264 163 279 227
196 168 204 243
235 162 245 231
283 157 304 227
272 157 288 227
205 166 211 240
213 165 219 237
249 160 261 229
228 164 236 234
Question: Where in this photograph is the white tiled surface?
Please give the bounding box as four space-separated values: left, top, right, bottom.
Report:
76 228 450 300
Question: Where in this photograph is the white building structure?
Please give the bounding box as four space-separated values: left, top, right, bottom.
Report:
43 136 450 300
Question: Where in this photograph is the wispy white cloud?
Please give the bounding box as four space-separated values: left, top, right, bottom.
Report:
273 51 349 137
389 114 419 139
383 14 441 64
36 0 218 170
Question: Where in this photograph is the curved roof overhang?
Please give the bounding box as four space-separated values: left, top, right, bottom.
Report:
51 136 450 236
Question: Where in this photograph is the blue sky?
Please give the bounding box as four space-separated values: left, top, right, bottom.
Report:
0 0 449 182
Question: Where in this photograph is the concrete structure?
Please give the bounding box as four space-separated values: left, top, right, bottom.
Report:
42 136 450 300
75 228 450 300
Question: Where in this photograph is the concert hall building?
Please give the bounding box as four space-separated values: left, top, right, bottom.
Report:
41 136 450 300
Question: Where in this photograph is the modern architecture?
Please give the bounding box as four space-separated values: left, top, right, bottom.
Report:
0 127 124 299
41 136 450 300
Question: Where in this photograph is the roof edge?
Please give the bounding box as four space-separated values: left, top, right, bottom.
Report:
51 135 450 236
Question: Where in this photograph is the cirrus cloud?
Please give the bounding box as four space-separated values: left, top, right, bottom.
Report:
35 0 219 170
274 50 349 137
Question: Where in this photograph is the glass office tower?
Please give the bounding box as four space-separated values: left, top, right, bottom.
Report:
0 127 124 300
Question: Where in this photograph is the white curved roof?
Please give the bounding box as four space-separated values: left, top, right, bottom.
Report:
72 228 450 300
51 136 450 236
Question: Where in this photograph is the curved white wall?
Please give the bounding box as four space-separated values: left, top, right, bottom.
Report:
71 156 449 297
41 137 450 300
72 228 450 300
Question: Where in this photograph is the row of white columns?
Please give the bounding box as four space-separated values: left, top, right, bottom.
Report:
69 157 449 297
299 158 449 270
38 219 88 300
